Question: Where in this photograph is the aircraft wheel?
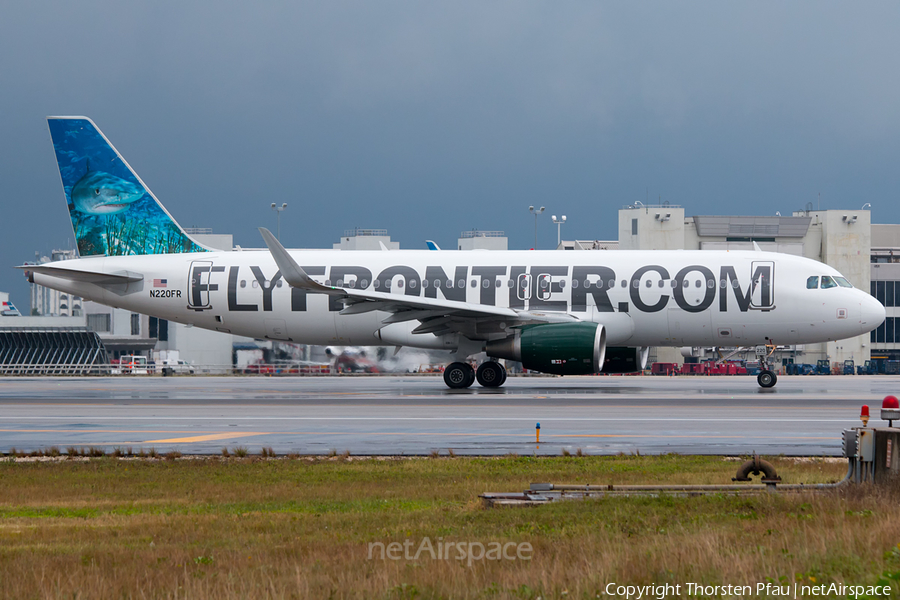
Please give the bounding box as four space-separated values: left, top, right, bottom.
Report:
476 361 506 388
444 362 475 389
757 370 777 388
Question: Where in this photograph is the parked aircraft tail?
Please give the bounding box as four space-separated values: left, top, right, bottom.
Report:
47 116 210 257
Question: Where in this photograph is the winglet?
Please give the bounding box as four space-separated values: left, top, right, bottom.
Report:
425 240 441 251
752 241 762 252
258 228 336 293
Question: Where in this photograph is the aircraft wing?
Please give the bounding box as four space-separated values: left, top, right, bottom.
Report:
259 228 577 338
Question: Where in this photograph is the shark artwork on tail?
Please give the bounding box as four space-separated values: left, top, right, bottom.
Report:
47 117 209 257
71 160 145 215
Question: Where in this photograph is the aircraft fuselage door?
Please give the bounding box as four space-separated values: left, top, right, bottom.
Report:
536 273 552 301
265 319 290 341
188 261 214 310
750 261 775 310
517 273 532 301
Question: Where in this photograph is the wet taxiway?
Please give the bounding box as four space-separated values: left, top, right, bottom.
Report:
0 375 894 455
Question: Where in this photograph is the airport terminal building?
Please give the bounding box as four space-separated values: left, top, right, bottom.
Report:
603 204 898 369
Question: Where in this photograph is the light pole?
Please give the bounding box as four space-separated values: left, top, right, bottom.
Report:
551 215 566 246
529 205 545 249
270 203 287 241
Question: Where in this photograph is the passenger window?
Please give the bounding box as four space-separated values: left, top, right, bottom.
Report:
806 276 818 289
821 276 837 289
835 276 853 288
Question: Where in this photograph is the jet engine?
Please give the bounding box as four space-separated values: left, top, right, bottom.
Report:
485 322 606 375
602 346 649 373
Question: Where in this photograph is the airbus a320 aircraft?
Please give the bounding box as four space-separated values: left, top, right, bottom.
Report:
25 117 886 389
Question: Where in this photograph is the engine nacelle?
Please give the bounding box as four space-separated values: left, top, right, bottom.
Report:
485 322 606 375
602 346 649 373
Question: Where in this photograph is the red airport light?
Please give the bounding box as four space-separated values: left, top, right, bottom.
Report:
882 396 900 427
860 405 870 427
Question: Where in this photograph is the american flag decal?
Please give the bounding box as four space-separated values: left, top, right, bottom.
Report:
153 279 168 288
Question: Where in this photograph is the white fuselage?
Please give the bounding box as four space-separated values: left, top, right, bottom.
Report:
32 249 884 352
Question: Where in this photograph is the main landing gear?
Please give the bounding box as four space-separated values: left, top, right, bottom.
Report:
443 361 507 389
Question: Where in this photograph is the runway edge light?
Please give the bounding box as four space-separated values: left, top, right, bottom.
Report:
881 396 900 427
861 405 870 427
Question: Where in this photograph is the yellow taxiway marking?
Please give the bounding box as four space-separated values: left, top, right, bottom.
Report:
0 429 207 434
143 432 269 444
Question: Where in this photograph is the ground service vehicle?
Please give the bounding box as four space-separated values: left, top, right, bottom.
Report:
815 360 832 375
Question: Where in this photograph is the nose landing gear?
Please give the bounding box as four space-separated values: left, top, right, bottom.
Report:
756 344 777 389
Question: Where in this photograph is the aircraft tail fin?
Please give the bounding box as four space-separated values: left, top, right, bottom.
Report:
47 116 210 257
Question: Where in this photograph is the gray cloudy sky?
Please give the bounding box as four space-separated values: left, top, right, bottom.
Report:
2 1 899 306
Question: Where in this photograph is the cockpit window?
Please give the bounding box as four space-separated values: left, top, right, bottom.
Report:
821 275 837 289
834 276 853 288
806 276 818 289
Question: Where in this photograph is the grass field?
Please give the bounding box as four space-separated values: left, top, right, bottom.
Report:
0 454 898 599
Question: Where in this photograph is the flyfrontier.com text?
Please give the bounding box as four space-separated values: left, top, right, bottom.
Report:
602 581 891 599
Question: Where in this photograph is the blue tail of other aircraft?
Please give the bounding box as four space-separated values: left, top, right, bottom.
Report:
47 117 209 257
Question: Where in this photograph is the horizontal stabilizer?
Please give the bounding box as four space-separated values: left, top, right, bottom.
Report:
18 264 143 285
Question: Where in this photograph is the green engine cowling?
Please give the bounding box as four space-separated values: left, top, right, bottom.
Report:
484 322 606 375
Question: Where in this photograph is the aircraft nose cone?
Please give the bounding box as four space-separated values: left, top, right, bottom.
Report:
860 293 886 334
